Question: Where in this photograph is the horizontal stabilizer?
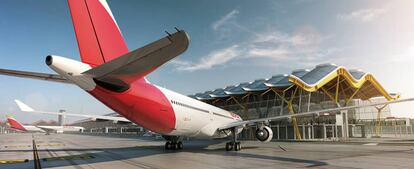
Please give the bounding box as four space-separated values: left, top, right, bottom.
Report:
0 68 71 84
83 31 189 87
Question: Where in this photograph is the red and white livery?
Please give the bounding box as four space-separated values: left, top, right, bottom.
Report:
2 0 413 151
6 116 84 134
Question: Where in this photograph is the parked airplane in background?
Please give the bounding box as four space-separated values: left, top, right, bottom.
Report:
1 0 413 151
6 116 84 134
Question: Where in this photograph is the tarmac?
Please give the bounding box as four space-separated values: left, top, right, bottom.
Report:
1 133 414 169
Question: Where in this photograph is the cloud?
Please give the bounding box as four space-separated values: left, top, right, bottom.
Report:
173 9 339 71
173 45 240 71
247 26 326 62
388 45 414 63
173 26 339 71
211 10 239 31
338 6 389 22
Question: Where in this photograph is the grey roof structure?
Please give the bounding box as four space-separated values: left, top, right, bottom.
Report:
292 64 337 85
242 79 268 92
264 74 288 87
268 69 310 87
190 63 397 101
210 86 235 98
194 91 215 100
224 82 250 95
349 69 366 80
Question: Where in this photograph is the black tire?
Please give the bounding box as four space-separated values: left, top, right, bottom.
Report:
225 142 233 151
177 142 183 150
165 142 171 150
235 142 241 151
172 143 178 150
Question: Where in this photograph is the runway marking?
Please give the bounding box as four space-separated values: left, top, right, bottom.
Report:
0 159 29 164
42 154 95 161
363 143 378 146
36 143 65 147
4 145 31 148
278 145 287 151
32 139 42 169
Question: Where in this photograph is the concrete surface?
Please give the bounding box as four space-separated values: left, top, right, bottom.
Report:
0 133 414 169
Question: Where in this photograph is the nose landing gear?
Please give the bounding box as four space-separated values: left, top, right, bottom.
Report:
225 127 241 151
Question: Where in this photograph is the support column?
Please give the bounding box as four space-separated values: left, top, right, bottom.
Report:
335 111 343 138
302 125 305 140
279 93 285 116
307 92 311 112
341 110 349 139
323 124 327 139
394 124 397 137
311 125 314 139
285 125 288 140
277 125 280 139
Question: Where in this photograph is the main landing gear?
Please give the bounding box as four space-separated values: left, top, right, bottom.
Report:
225 127 241 151
163 135 183 150
165 141 183 150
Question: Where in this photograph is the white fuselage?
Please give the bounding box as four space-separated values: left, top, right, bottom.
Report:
48 55 242 139
158 86 243 138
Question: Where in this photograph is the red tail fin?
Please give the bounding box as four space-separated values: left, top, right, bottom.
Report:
68 0 129 66
6 116 27 131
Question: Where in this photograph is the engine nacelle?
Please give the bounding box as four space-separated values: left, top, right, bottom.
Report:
255 126 273 142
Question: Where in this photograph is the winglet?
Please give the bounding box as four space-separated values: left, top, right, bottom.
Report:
14 100 34 112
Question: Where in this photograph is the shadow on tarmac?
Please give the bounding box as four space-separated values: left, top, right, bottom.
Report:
1 138 328 168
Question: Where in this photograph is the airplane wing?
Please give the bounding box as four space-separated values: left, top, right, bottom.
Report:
35 126 56 134
0 68 72 84
15 100 131 123
218 97 414 130
82 30 189 87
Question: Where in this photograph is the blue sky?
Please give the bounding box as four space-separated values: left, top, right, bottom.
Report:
0 0 413 124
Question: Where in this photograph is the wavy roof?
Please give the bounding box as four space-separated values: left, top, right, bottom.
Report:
289 63 398 100
190 63 398 101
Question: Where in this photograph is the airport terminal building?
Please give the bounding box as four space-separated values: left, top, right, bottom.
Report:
58 63 413 140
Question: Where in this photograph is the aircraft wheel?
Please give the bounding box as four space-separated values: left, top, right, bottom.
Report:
165 142 171 150
234 142 241 151
225 142 233 151
177 141 183 150
172 142 179 150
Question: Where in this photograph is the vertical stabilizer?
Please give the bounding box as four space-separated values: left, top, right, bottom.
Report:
68 0 129 66
6 115 27 131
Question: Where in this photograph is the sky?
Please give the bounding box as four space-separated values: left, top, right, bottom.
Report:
0 0 413 124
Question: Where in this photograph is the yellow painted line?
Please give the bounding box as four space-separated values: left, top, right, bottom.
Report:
0 159 29 164
36 144 65 147
4 145 32 148
42 154 95 161
32 139 42 169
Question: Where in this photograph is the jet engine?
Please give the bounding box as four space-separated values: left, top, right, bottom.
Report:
255 126 273 142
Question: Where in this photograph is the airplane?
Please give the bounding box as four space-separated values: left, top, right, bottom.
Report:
0 0 413 151
6 115 84 135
